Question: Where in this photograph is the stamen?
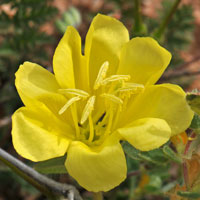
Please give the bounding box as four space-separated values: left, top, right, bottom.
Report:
101 93 123 105
93 61 109 90
117 83 144 92
59 96 81 115
101 75 130 85
58 88 89 98
80 96 96 124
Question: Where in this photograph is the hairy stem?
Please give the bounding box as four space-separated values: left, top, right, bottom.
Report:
182 132 196 190
0 148 82 200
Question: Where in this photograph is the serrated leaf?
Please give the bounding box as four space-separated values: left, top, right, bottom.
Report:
34 156 67 174
177 191 200 198
162 145 182 163
186 92 200 115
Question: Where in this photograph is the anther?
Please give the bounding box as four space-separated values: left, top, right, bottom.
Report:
101 75 130 85
59 96 81 115
80 96 96 124
101 93 123 105
117 83 144 92
58 88 89 98
93 61 109 90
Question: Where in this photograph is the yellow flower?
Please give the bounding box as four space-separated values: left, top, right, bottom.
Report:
12 14 193 192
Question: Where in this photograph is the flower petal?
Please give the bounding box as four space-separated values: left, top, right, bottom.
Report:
65 139 127 192
118 118 171 151
53 26 88 90
120 84 194 136
117 37 171 85
37 93 75 127
15 61 59 106
12 106 73 162
85 14 129 87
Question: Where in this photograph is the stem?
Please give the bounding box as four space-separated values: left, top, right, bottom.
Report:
0 148 82 200
182 132 196 190
182 161 189 190
184 132 196 155
133 0 145 36
128 176 136 200
153 0 181 41
93 192 103 200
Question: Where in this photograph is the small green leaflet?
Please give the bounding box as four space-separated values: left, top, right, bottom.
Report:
186 91 200 115
34 156 67 174
122 141 168 165
55 7 81 33
162 145 182 164
190 113 200 132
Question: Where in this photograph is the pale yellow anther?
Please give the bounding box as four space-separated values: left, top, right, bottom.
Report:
101 75 131 85
101 93 123 105
94 61 109 90
58 88 89 98
59 96 81 115
117 83 144 92
80 96 96 124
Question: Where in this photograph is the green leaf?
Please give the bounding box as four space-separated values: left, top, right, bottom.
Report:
122 142 167 165
162 145 182 164
137 152 166 165
55 7 81 33
122 141 141 161
177 191 200 198
190 114 200 132
186 91 200 115
34 156 67 174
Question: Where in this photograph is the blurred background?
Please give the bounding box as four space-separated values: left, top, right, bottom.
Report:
0 0 200 199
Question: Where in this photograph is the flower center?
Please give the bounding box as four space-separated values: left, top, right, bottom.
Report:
58 61 144 146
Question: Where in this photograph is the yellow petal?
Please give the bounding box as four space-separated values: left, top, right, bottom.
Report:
85 14 129 87
117 37 171 85
120 84 194 136
65 139 127 192
37 93 74 126
53 26 89 91
118 118 171 151
15 61 59 106
12 106 73 162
